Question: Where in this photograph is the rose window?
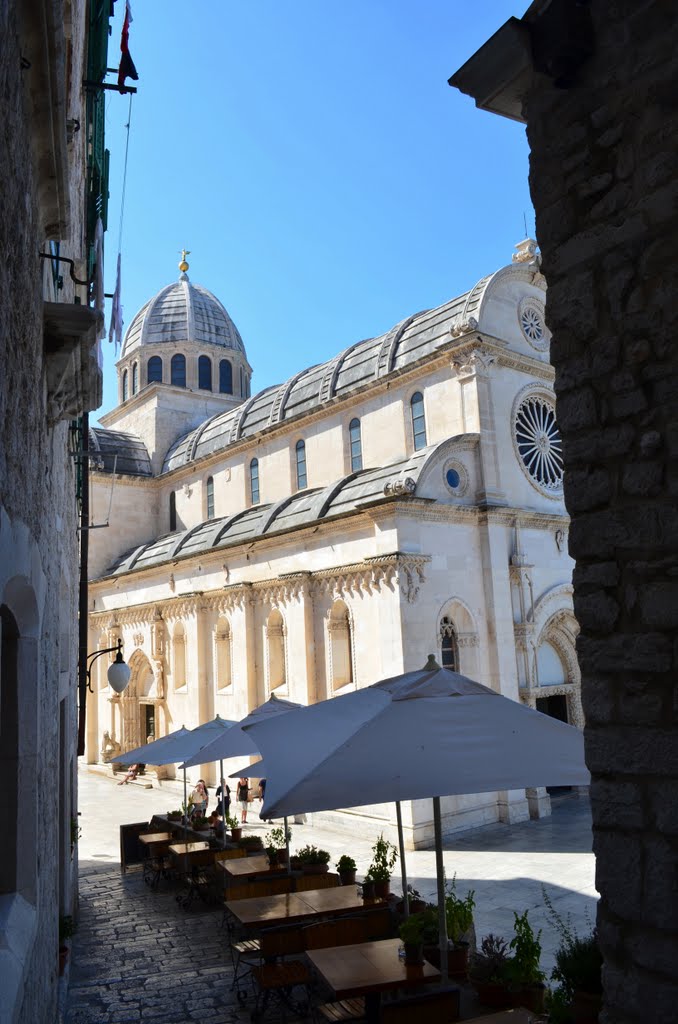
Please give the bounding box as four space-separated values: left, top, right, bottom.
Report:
520 305 544 344
515 396 563 491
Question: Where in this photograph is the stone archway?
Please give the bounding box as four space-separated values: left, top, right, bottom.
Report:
120 650 161 753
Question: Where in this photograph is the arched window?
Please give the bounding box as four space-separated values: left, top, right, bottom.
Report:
266 610 286 691
147 355 162 385
349 418 362 472
250 458 260 505
169 491 176 532
295 440 307 489
198 355 212 391
131 362 138 395
440 616 458 672
122 369 128 401
328 601 354 691
206 476 215 520
219 359 233 394
240 366 245 396
171 353 186 387
172 622 186 690
214 618 232 690
411 391 427 451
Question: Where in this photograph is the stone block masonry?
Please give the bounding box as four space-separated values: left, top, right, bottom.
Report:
522 2 678 1021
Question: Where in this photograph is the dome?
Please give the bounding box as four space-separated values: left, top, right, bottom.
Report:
120 272 246 359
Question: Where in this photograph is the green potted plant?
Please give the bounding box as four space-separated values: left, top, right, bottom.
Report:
191 813 209 830
503 910 547 1013
398 910 429 965
424 876 476 977
398 884 426 915
470 933 513 1009
59 914 75 975
544 890 602 1024
239 833 264 854
295 844 331 874
336 854 357 886
265 824 291 865
167 809 182 822
225 813 242 841
366 833 398 898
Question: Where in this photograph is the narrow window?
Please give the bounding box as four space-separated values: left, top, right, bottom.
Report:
206 476 215 519
328 601 354 690
240 366 245 396
215 618 232 690
171 353 186 387
250 458 260 505
169 491 176 532
122 369 128 401
172 623 186 689
219 359 233 394
131 362 138 395
411 391 427 451
266 610 286 691
349 418 362 472
295 440 307 489
147 356 162 384
199 355 212 391
440 616 458 672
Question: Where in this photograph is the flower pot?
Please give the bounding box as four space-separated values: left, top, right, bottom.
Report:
424 942 469 979
473 980 511 1009
277 847 289 865
268 850 280 867
339 869 357 886
509 983 546 1014
573 989 602 1024
362 880 376 901
230 827 242 842
58 945 69 976
403 941 424 966
302 862 328 874
373 880 390 899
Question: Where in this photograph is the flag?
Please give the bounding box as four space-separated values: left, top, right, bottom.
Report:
109 253 124 352
118 1 139 92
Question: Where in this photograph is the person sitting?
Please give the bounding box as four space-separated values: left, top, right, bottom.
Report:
118 763 139 785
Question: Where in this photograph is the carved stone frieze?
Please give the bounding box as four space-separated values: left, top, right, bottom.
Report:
451 347 496 379
449 314 479 338
383 477 416 496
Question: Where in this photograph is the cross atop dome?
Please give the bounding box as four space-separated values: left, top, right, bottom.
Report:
179 248 191 274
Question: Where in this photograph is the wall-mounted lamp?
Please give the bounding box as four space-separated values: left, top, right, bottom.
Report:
86 638 131 694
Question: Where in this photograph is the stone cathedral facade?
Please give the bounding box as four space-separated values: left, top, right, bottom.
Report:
86 242 580 845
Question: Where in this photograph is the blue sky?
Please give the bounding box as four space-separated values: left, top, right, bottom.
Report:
98 1 532 422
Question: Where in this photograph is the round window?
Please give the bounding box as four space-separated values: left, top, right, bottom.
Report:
514 395 563 493
446 468 460 488
517 297 550 352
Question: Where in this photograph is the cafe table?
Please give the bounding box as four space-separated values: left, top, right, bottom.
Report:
216 854 284 878
225 886 380 930
139 831 172 888
169 841 213 908
306 937 440 1024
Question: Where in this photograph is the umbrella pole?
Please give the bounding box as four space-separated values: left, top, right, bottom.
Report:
433 796 448 984
183 767 188 844
284 815 291 876
219 758 227 849
395 801 409 919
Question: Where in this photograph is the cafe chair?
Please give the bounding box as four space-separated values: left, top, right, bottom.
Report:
294 873 340 892
314 998 366 1024
360 907 395 941
250 925 311 1021
302 916 369 951
379 985 461 1024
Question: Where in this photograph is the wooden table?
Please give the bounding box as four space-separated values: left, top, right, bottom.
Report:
306 937 440 1023
225 886 383 929
139 831 172 846
216 854 283 878
169 841 210 856
139 832 172 888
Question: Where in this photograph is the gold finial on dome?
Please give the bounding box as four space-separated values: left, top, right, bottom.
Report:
178 248 191 274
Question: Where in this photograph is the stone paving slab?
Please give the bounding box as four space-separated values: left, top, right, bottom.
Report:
65 770 597 1023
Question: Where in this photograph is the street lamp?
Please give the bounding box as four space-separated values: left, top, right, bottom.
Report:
86 638 131 694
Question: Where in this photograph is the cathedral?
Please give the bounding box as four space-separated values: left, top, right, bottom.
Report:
86 240 579 846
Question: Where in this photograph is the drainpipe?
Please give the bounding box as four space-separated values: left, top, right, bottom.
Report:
77 412 89 756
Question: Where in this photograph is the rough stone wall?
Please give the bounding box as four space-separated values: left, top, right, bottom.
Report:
523 3 678 1021
0 2 82 1020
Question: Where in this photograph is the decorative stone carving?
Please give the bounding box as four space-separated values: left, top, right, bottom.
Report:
451 347 495 378
450 314 479 338
132 632 143 647
100 730 121 763
511 238 541 267
383 477 416 496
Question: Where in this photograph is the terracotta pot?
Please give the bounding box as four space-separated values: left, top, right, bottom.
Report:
339 869 357 886
424 942 469 979
362 880 376 901
373 880 390 899
302 862 329 874
573 989 602 1024
230 827 242 841
277 848 289 865
403 942 424 966
59 946 69 976
473 980 511 1009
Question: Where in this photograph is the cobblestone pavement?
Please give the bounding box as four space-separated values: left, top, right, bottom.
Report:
65 770 597 1023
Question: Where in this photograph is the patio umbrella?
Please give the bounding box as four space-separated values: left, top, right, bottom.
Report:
180 695 303 857
243 656 589 980
118 716 239 840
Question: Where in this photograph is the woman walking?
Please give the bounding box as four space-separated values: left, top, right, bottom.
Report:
237 777 249 823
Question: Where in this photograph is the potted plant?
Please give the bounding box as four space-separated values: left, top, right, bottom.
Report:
503 910 547 1013
366 834 398 898
336 855 357 886
424 876 475 977
398 911 429 965
265 825 291 865
361 873 376 901
225 813 242 842
544 890 602 1024
295 844 331 874
191 814 209 831
396 884 427 916
239 834 264 854
59 914 75 975
167 809 182 822
470 934 513 1009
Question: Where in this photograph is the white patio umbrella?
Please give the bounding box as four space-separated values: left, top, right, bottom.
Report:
117 715 239 841
243 656 589 980
180 695 303 857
